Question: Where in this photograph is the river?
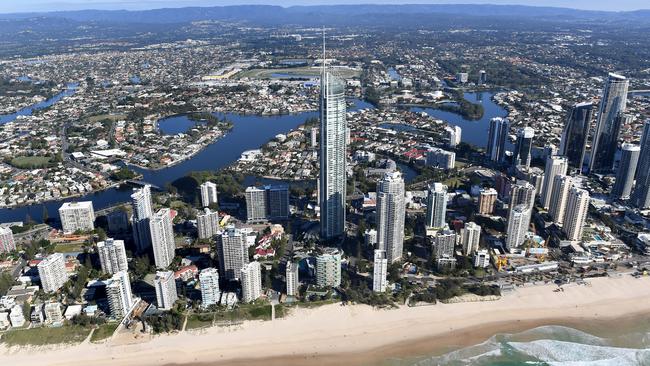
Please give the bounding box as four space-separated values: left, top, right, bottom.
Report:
0 83 78 125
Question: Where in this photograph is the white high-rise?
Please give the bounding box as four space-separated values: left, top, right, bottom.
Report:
549 175 573 226
0 226 16 253
425 183 448 229
154 270 178 311
505 204 531 249
37 253 68 293
510 179 536 210
376 171 405 263
199 182 218 207
58 201 95 233
319 66 347 240
433 229 456 258
632 121 650 208
286 261 299 297
245 186 267 223
106 271 134 319
240 261 262 303
199 268 220 308
197 208 220 239
460 222 481 256
131 185 153 252
316 248 341 288
541 155 568 209
372 249 388 293
216 226 249 280
563 187 590 241
150 208 176 268
97 238 128 275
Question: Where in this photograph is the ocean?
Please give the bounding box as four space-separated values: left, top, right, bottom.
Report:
392 324 650 366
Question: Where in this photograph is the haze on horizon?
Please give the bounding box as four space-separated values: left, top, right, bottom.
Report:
1 0 649 14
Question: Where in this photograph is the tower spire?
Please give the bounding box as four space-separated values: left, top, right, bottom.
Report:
322 27 326 75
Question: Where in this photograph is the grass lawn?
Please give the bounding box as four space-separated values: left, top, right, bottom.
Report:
185 313 214 330
10 156 52 169
53 242 86 253
1 326 90 346
90 323 119 343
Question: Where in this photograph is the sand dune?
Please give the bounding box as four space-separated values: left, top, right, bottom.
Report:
2 275 650 366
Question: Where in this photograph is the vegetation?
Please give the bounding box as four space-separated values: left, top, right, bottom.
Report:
90 323 119 342
110 167 138 181
0 272 16 296
9 156 54 169
0 326 90 346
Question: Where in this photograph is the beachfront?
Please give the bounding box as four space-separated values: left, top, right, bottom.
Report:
1 275 649 366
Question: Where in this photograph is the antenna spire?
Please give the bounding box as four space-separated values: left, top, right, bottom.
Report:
322 27 326 75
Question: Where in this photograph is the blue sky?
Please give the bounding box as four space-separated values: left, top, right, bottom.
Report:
1 0 648 13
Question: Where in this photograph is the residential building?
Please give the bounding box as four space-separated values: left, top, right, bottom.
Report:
197 208 220 239
286 261 299 297
460 222 481 256
0 226 16 253
478 188 497 215
149 208 176 268
506 204 531 249
9 305 24 327
245 186 267 223
44 302 63 325
97 238 128 275
199 268 220 308
433 229 456 258
425 148 455 169
37 253 67 293
240 262 262 303
486 117 509 162
473 249 490 268
611 143 640 200
590 73 629 173
58 201 95 233
200 182 218 207
541 155 568 209
425 183 448 229
513 127 534 167
376 171 406 263
316 248 341 288
445 125 462 148
106 271 134 319
549 176 573 226
245 185 290 223
372 249 388 293
154 271 177 311
216 226 249 280
632 121 650 208
563 188 590 241
131 185 153 253
510 180 536 210
560 102 593 172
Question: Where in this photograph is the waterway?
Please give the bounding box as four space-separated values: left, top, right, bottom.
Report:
0 83 78 125
411 91 508 148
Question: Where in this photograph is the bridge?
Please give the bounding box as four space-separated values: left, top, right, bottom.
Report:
630 90 650 94
125 180 162 191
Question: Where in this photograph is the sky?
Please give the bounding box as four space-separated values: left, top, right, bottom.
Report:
1 0 649 14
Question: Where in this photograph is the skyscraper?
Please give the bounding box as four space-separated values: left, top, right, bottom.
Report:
513 127 534 167
216 226 249 280
505 204 531 249
37 253 67 293
486 117 509 162
510 180 536 210
106 271 134 319
196 208 220 239
425 183 448 229
590 73 629 173
240 261 262 303
199 268 220 308
549 175 573 226
372 249 388 293
632 121 650 208
316 248 341 288
559 102 593 172
58 201 95 233
131 185 153 253
376 171 406 263
154 270 177 311
285 261 299 297
97 238 128 275
478 188 497 215
0 227 16 253
319 66 347 240
245 186 267 223
245 185 289 223
432 229 456 258
149 208 176 268
563 187 590 241
199 182 218 208
460 222 481 256
541 155 569 209
612 143 641 200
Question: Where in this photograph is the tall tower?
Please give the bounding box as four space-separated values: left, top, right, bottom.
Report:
154 270 178 311
131 185 153 253
372 249 388 293
460 222 481 256
505 204 531 249
425 183 448 229
513 127 534 167
486 117 509 162
563 187 590 241
611 143 640 200
106 271 134 319
510 180 536 210
199 268 220 308
149 208 176 269
541 155 569 209
216 226 249 280
97 238 128 275
199 182 218 208
319 33 347 240
549 175 573 226
590 73 629 173
632 121 650 208
376 171 406 263
240 262 262 303
560 102 593 172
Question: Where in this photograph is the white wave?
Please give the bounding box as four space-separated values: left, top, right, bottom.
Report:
509 339 650 366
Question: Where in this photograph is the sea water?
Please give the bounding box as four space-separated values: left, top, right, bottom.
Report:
391 325 650 366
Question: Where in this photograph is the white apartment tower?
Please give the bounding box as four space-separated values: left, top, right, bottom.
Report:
286 261 299 297
154 270 178 311
240 261 262 303
563 187 590 241
37 253 68 293
197 208 220 239
131 185 153 252
549 175 573 226
376 171 406 263
425 183 448 229
149 208 176 268
97 238 128 275
506 204 531 249
58 201 95 233
199 268 220 308
200 181 218 208
541 155 569 209
460 222 481 256
216 227 249 280
106 271 134 319
245 186 267 223
316 249 342 288
372 249 388 293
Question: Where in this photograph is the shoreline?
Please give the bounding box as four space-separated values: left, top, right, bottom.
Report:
2 275 650 366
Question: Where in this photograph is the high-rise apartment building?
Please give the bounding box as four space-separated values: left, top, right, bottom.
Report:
563 188 590 241
425 183 448 229
97 238 128 275
58 201 95 233
560 102 593 172
376 171 406 263
541 155 568 209
37 253 67 293
478 188 497 215
197 208 220 239
513 127 534 167
612 143 640 200
316 248 341 288
154 270 178 311
285 261 299 297
240 261 262 303
549 176 573 226
372 249 388 293
460 222 481 256
505 204 531 249
0 227 16 253
199 268 220 308
486 117 509 162
632 121 650 208
216 226 249 280
199 182 218 208
432 229 456 258
245 185 289 223
131 185 153 253
149 208 176 268
106 271 134 319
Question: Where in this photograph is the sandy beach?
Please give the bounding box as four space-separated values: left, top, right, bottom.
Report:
2 275 650 366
